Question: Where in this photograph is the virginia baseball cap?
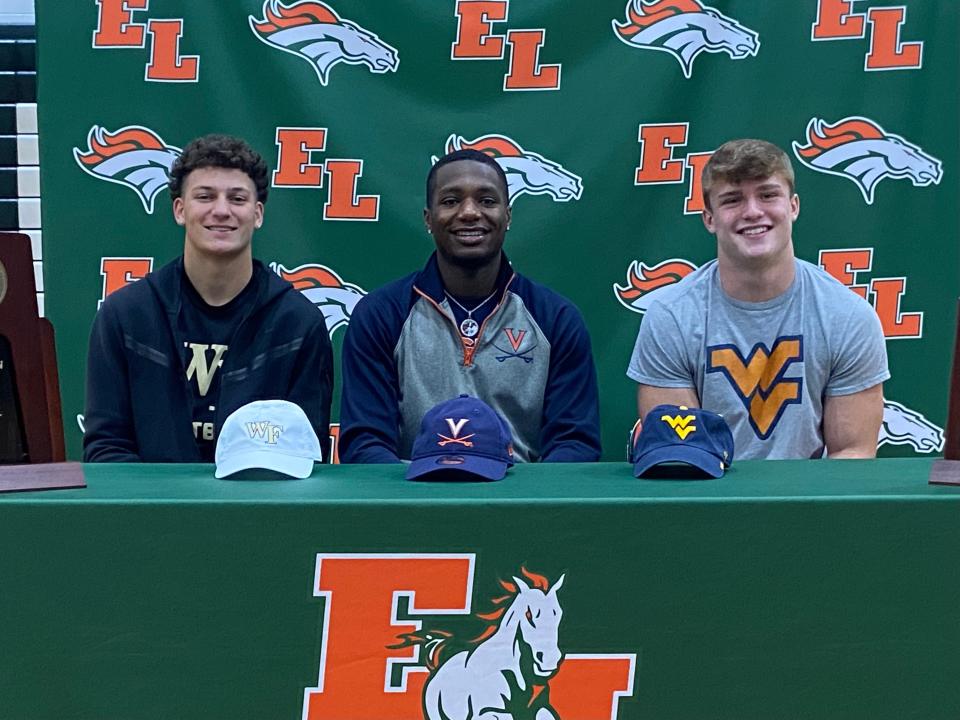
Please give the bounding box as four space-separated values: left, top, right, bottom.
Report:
215 400 322 479
630 404 734 479
406 394 514 481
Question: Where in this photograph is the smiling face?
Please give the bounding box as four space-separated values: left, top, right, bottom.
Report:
424 159 511 271
173 167 263 262
703 173 799 269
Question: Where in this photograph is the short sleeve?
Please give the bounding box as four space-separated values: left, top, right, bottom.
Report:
825 298 890 396
626 301 697 388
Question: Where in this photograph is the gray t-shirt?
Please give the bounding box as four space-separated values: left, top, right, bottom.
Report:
627 258 890 459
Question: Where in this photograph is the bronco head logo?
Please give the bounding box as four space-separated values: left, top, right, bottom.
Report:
73 125 180 214
614 258 697 315
438 134 583 205
612 0 760 79
271 261 366 336
249 0 399 86
793 117 943 205
878 400 944 454
392 567 565 720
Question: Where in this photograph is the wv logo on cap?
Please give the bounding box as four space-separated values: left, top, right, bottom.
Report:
661 412 696 439
437 133 583 205
271 262 366 337
249 0 399 86
612 0 760 79
614 258 697 315
245 421 284 444
793 116 943 205
73 125 180 214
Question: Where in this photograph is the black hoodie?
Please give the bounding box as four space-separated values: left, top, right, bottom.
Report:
83 257 333 462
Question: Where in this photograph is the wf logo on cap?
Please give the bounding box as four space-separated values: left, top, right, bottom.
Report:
245 420 284 445
631 404 734 478
215 400 322 479
407 395 514 481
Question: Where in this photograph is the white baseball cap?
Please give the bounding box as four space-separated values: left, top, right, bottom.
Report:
214 400 322 479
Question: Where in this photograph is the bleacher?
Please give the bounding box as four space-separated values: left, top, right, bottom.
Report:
0 14 40 314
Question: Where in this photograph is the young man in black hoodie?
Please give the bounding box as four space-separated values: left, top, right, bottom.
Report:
83 134 333 463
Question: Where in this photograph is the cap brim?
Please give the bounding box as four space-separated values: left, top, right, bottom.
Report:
406 454 508 481
633 445 725 479
215 450 315 479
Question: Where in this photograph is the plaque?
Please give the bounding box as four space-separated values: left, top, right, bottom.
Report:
0 233 65 463
929 299 960 485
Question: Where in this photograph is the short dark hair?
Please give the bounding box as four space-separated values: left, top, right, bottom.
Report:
425 149 509 207
168 134 269 203
701 139 795 210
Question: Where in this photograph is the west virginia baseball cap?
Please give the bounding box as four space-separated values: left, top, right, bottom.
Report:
630 404 734 479
406 394 514 481
215 400 322 479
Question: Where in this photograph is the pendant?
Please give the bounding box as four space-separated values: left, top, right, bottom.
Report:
460 317 479 338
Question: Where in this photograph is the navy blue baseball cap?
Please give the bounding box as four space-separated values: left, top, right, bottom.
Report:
406 395 515 481
630 405 734 479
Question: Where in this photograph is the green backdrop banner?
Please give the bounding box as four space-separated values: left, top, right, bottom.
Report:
36 0 958 460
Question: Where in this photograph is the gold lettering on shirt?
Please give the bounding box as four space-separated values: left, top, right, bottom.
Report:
184 343 228 397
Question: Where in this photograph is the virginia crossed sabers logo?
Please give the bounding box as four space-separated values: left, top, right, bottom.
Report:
438 418 475 448
494 328 536 363
707 337 803 439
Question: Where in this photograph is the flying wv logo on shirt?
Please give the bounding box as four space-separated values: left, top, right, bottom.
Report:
706 337 803 439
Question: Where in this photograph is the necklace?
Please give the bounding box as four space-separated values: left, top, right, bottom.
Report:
445 290 498 338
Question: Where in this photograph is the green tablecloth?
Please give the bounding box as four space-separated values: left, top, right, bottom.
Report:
1 459 958 719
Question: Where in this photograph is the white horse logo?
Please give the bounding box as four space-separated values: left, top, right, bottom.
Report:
614 258 697 315
878 400 944 453
270 262 365 336
438 134 583 205
73 125 180 214
612 0 760 79
393 569 565 720
249 0 399 86
793 117 943 204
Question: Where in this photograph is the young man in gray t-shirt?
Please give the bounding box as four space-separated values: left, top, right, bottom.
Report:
627 139 889 459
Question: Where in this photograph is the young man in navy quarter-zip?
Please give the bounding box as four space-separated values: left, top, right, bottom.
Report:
339 149 601 463
83 134 333 463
